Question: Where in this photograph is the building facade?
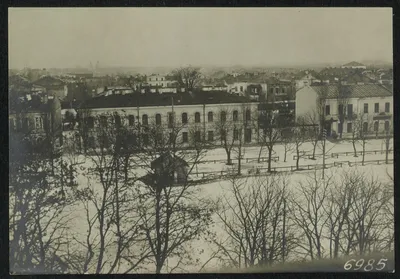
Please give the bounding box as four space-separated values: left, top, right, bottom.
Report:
296 84 393 137
76 92 260 149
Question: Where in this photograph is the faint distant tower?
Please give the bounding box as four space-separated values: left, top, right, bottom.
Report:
94 61 100 77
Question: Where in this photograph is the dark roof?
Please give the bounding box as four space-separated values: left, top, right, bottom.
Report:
33 76 66 88
311 84 392 99
80 91 252 109
151 152 189 169
341 72 375 84
61 100 83 110
342 61 365 67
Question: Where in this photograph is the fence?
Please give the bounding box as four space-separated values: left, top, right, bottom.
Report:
192 158 394 182
331 149 393 158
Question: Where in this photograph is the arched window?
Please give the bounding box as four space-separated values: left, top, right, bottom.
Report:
142 114 148 126
128 115 135 126
195 112 201 123
220 111 226 123
208 111 213 122
182 113 188 124
233 110 239 122
245 109 251 121
155 114 162 125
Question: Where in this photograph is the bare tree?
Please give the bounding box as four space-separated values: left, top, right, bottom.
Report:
213 174 297 269
290 170 332 260
382 122 393 164
71 112 150 274
303 110 320 160
293 117 308 171
336 83 350 139
258 108 281 172
130 113 215 273
281 127 294 163
173 66 202 92
9 131 76 274
352 113 373 165
213 108 238 166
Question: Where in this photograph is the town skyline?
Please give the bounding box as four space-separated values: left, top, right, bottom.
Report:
9 8 392 69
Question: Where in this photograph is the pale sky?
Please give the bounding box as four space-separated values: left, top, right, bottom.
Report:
8 8 392 69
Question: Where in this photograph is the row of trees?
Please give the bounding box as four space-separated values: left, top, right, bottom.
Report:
210 169 394 270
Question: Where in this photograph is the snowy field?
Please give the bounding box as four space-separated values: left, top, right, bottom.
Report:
63 138 393 273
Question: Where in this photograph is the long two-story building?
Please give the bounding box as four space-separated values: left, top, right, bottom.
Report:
77 91 260 149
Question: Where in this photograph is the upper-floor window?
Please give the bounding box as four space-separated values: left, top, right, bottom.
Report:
182 112 188 124
245 109 251 121
208 111 213 122
142 114 148 126
128 115 135 126
270 88 274 94
281 87 285 93
338 104 344 115
220 111 226 123
325 105 330 116
156 78 158 81
385 102 390 113
275 88 279 94
240 86 243 92
364 103 368 114
233 110 239 122
374 103 379 113
155 114 162 125
195 112 201 123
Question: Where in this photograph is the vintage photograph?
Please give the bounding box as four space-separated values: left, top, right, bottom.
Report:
9 8 394 274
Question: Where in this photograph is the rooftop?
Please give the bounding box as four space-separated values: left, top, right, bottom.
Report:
80 90 252 109
311 84 392 99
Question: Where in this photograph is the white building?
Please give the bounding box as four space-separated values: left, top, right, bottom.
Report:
146 74 176 88
296 84 393 137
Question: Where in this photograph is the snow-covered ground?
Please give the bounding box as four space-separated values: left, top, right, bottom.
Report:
65 138 393 273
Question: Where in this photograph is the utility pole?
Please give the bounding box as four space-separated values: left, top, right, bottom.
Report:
322 128 326 180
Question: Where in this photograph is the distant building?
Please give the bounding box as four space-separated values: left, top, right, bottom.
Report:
295 71 321 89
9 95 63 148
145 74 176 88
33 76 68 100
296 84 393 137
341 61 367 69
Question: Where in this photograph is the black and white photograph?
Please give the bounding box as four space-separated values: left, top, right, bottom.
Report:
8 7 394 274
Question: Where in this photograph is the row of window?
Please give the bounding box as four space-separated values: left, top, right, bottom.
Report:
338 120 391 133
9 117 44 131
325 102 391 116
270 87 286 94
89 110 253 129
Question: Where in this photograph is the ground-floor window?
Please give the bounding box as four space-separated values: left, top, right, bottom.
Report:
384 121 390 132
245 128 252 143
194 131 201 142
374 121 379 132
338 123 343 134
363 122 368 133
347 122 352 133
208 131 214 141
142 134 149 146
182 132 188 143
233 129 239 140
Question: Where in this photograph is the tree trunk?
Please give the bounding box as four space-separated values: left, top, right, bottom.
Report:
283 145 287 162
258 144 263 163
312 141 317 160
296 146 300 170
352 140 357 157
237 146 242 175
226 149 232 165
267 147 272 172
385 136 390 164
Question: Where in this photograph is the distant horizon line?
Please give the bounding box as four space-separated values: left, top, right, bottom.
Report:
9 60 393 71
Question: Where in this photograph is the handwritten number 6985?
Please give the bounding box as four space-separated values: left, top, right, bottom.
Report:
343 258 387 271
